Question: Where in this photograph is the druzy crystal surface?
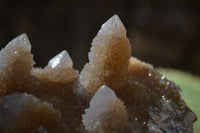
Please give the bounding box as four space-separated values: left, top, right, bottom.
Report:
0 15 197 133
79 15 131 97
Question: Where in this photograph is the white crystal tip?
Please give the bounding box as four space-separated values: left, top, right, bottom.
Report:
96 85 115 96
82 85 128 132
90 85 116 110
48 50 73 68
98 14 126 37
6 33 31 51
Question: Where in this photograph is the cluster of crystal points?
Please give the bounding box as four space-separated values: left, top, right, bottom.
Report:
0 15 197 133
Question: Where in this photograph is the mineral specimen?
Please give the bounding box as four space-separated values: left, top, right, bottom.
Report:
0 15 197 133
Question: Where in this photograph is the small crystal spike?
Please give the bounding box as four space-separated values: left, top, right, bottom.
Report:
6 33 31 51
82 85 128 132
48 50 73 69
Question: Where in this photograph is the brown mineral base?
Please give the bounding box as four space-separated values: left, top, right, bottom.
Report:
0 15 197 133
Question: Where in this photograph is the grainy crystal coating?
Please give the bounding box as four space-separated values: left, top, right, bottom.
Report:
0 15 197 133
0 92 68 133
79 15 131 97
123 57 197 132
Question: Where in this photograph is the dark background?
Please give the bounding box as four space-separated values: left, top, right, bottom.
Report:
0 0 199 75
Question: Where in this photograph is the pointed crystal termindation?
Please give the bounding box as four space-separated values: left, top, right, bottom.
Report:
0 34 34 96
6 33 31 51
32 50 78 84
82 85 128 133
79 15 131 96
98 14 126 38
48 50 73 69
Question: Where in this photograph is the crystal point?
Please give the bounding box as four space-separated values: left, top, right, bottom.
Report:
6 33 31 51
98 14 126 38
32 50 78 84
82 85 128 133
0 34 34 96
88 85 117 112
48 50 73 69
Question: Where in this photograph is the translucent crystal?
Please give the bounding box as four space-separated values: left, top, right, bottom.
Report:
48 50 73 69
98 14 126 38
0 34 34 96
82 85 128 133
79 15 131 96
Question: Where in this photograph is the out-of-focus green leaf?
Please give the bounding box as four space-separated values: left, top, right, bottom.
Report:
157 68 200 133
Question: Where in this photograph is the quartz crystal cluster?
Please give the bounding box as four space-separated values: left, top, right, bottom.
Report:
0 15 197 133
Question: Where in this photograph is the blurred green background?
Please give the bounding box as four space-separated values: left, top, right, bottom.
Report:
158 68 200 133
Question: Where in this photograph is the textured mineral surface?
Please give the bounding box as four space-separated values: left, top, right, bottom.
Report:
0 15 197 133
